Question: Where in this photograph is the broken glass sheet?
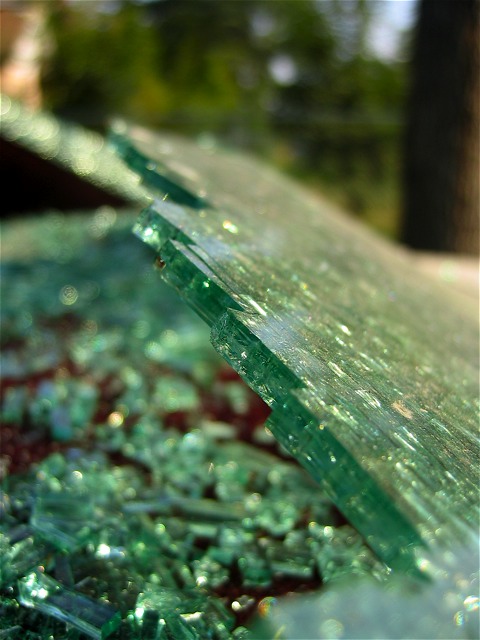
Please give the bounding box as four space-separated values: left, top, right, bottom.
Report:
111 122 479 571
2 209 386 639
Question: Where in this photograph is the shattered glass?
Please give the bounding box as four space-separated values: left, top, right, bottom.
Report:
1 98 478 639
111 122 479 571
1 211 384 639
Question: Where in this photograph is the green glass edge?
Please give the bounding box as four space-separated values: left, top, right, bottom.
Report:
110 128 210 210
133 204 424 572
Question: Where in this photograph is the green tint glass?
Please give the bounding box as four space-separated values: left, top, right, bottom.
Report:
18 571 121 639
2 207 383 638
111 123 479 570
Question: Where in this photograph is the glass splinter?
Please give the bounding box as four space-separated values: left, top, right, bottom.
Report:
18 571 121 639
111 123 479 570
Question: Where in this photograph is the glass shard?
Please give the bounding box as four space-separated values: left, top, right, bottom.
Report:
18 571 121 639
111 123 479 570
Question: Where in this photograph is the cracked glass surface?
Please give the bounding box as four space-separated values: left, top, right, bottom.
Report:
111 122 479 571
2 210 385 639
2 100 477 637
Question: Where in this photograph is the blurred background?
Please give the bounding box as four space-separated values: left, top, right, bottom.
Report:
1 0 478 254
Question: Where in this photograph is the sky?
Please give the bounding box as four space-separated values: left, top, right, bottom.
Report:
368 0 419 60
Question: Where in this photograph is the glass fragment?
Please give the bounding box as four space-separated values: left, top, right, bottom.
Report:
111 123 479 570
18 571 121 639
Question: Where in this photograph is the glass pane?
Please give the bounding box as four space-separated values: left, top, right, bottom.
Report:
111 122 479 571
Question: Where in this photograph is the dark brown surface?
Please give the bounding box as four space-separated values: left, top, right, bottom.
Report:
0 138 128 216
402 0 480 254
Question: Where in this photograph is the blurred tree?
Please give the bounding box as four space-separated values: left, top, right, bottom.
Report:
268 2 405 220
144 0 272 146
402 0 479 254
42 0 169 125
39 0 409 236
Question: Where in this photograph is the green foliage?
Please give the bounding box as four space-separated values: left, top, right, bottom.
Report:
40 0 409 236
42 1 167 122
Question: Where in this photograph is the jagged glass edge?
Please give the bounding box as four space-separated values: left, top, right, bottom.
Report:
109 125 209 210
112 129 478 571
133 205 423 572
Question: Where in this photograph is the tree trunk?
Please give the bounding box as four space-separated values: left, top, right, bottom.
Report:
402 0 479 255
